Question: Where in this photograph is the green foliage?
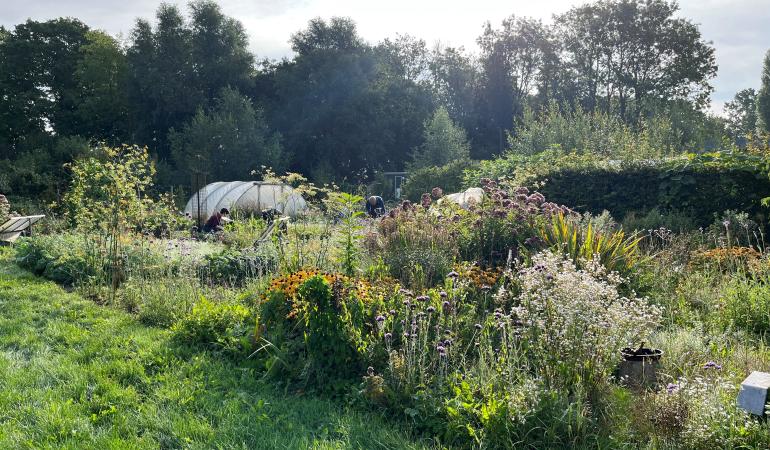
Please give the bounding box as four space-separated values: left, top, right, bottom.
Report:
15 234 99 285
621 208 697 233
716 275 770 336
757 49 770 134
199 246 278 286
62 144 156 233
0 258 425 449
724 88 758 141
472 151 770 228
450 182 563 266
508 103 682 158
401 159 475 201
299 275 363 392
14 233 165 287
539 212 643 275
62 144 173 296
120 278 198 328
172 295 252 356
169 87 283 181
374 204 457 289
328 192 364 277
74 30 129 140
409 106 471 170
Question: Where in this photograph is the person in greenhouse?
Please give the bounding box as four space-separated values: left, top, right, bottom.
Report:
203 208 231 233
366 195 386 218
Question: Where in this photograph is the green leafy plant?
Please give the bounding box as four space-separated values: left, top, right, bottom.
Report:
329 192 364 277
539 212 644 275
61 144 176 299
299 275 363 393
172 296 252 356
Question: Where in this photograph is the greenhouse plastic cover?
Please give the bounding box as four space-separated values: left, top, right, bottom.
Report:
185 181 307 220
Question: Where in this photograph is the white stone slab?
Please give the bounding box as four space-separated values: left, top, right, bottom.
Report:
737 371 770 416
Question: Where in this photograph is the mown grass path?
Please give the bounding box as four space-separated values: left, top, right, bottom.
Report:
0 254 429 449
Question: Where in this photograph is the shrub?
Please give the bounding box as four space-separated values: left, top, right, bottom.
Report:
470 151 770 228
401 159 475 201
621 207 697 233
451 181 569 266
119 278 198 327
221 216 267 249
716 275 770 336
258 271 376 389
503 251 660 389
299 275 364 392
199 245 278 286
15 234 96 285
634 375 770 448
372 201 457 289
539 212 644 276
172 296 252 356
14 233 166 287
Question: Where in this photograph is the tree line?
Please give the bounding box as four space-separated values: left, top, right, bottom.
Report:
1 0 768 199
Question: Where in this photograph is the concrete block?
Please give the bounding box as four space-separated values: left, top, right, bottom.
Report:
737 371 770 416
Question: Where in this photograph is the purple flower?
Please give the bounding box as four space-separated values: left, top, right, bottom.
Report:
375 315 386 323
666 383 679 394
384 332 392 341
439 291 448 298
703 361 722 370
447 271 460 279
426 306 436 313
421 193 432 208
431 187 443 198
402 299 410 306
417 295 429 302
389 309 396 315
442 300 451 312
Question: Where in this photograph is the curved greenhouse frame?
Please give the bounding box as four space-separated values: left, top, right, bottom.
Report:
185 181 307 220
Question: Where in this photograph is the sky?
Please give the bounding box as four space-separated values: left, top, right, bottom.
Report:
2 0 769 114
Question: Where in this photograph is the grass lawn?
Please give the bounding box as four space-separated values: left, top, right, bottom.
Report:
0 252 429 449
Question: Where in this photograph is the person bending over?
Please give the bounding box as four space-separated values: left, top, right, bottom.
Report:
366 195 386 218
203 208 231 233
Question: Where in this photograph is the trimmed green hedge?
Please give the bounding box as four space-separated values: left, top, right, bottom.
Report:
467 152 770 227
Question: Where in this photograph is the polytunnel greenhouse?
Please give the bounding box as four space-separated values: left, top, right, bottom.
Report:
184 181 307 221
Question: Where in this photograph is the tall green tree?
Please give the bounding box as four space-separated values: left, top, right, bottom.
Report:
0 18 90 152
758 49 770 134
555 0 717 121
410 106 470 169
126 1 254 160
169 87 282 181
74 30 129 141
476 15 558 157
126 5 198 160
724 88 758 140
189 0 254 98
269 17 433 182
